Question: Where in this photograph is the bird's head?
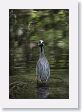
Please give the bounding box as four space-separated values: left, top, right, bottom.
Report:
38 40 44 47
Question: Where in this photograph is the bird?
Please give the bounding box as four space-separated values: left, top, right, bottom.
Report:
36 40 50 84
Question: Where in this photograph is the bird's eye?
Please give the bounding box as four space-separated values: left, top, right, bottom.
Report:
38 40 44 45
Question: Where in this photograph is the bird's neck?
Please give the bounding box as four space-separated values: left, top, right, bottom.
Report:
40 46 45 57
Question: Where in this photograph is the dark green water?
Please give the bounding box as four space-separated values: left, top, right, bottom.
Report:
9 43 69 99
9 9 69 99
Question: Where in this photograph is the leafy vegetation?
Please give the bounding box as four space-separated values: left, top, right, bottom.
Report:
9 9 69 99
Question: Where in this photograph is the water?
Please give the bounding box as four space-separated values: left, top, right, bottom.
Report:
9 41 69 99
9 9 69 99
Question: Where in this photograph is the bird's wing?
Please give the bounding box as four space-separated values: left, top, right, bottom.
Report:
36 58 50 79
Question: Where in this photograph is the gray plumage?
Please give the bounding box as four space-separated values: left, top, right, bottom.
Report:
36 40 50 83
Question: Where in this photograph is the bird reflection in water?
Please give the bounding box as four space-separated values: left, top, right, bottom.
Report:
37 83 49 99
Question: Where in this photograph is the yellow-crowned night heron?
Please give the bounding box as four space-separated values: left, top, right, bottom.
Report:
36 40 50 83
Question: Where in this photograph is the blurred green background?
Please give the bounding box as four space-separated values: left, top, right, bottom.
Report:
9 9 69 99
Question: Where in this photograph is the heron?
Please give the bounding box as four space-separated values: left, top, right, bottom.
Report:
36 40 50 83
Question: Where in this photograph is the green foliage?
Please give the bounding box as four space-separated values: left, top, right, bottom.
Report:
9 9 69 99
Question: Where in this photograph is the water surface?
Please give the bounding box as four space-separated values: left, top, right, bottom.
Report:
9 9 69 99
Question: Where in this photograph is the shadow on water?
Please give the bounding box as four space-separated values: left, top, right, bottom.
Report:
37 83 49 99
